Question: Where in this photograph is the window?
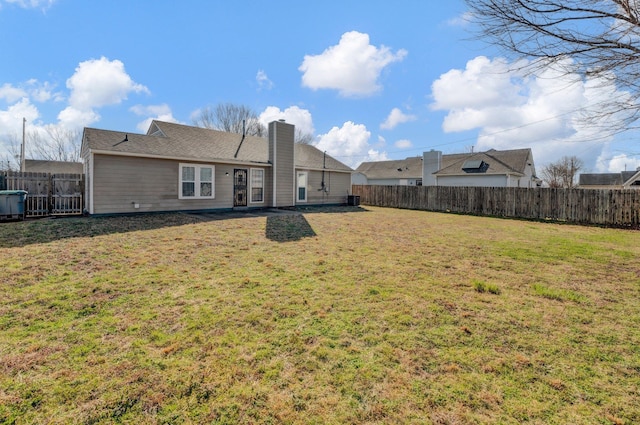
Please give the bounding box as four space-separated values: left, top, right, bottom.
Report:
297 171 308 202
250 168 264 203
179 163 215 199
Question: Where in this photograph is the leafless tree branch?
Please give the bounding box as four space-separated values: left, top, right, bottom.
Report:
465 0 640 132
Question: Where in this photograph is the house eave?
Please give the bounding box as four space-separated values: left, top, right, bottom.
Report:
295 166 353 174
434 172 524 178
88 149 273 167
622 170 640 188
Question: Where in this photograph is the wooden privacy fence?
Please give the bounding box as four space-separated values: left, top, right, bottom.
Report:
1 171 84 217
352 185 640 227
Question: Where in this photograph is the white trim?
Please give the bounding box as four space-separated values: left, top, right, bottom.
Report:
296 171 308 203
249 168 265 204
179 163 215 199
88 152 94 214
622 170 640 188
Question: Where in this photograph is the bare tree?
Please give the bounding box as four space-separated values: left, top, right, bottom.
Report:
1 127 81 170
295 128 315 145
541 155 584 188
30 127 81 162
192 103 267 137
1 134 22 170
465 0 640 130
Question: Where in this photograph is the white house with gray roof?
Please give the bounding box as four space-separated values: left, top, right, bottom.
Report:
81 120 352 215
353 148 541 188
578 170 640 189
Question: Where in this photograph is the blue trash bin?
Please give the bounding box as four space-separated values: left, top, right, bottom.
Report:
0 190 28 221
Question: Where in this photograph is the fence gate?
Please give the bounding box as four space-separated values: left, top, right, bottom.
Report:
1 171 84 217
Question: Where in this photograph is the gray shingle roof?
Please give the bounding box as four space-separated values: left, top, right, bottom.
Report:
355 157 423 179
435 149 531 176
355 148 533 179
82 120 352 172
579 171 640 186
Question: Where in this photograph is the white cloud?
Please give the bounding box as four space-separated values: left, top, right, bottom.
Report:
256 70 273 91
299 31 407 97
431 55 633 170
131 103 180 132
67 57 148 110
600 153 640 173
2 0 56 9
0 84 27 103
0 98 39 134
259 105 314 136
380 107 416 130
1 57 151 164
314 121 387 168
0 98 40 164
394 139 413 149
446 11 473 27
57 106 100 129
25 79 59 102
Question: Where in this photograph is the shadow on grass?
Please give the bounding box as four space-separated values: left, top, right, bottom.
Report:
0 205 368 248
265 214 316 242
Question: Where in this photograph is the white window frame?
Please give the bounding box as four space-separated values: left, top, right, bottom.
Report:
297 171 308 202
250 168 264 204
179 163 215 199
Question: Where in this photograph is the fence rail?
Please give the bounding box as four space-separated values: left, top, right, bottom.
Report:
1 171 84 217
351 185 640 227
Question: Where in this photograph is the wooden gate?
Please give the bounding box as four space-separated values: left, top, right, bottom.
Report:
1 171 84 217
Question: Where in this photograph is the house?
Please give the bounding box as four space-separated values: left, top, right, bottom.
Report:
81 120 353 215
24 159 83 174
352 156 423 186
578 170 640 189
354 148 541 188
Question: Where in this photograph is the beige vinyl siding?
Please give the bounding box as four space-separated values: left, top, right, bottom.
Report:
436 174 509 187
298 170 351 205
92 154 235 214
269 121 295 207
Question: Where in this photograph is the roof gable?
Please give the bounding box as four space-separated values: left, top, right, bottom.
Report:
355 157 423 179
435 149 531 176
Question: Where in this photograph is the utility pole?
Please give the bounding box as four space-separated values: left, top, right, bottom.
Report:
21 117 26 172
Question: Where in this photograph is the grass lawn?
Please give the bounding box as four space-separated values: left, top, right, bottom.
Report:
1 205 639 424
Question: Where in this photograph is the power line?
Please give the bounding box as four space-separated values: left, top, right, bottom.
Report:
332 97 637 162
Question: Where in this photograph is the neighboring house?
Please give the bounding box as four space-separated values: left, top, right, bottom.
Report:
24 159 83 174
352 156 423 186
81 120 353 215
354 148 541 188
578 170 640 189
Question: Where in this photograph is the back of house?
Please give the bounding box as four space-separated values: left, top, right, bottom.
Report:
81 120 352 215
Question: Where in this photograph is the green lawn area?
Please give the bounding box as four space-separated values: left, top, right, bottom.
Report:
1 206 639 424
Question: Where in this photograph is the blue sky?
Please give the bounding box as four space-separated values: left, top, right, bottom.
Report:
1 0 638 172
